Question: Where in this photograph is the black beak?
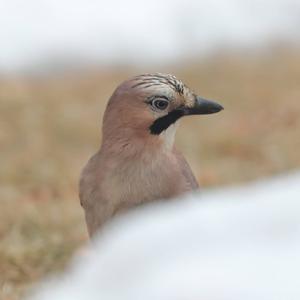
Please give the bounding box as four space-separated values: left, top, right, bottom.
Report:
149 96 223 135
184 96 224 115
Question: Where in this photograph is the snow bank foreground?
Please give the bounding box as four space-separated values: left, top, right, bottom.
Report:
29 172 300 300
1 0 300 73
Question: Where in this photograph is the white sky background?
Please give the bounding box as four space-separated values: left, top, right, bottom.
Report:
30 171 300 300
1 0 300 73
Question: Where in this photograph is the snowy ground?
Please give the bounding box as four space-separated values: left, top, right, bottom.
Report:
29 171 300 300
1 0 300 73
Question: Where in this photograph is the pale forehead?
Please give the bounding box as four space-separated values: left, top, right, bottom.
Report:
131 73 186 95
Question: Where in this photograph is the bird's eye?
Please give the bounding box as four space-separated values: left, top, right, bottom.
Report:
152 99 169 110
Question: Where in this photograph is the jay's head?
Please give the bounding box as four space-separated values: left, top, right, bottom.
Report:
102 73 223 144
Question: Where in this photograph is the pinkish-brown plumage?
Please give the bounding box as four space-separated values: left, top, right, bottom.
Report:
80 73 223 237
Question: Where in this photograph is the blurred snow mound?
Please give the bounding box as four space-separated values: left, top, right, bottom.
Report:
1 0 300 73
30 171 300 300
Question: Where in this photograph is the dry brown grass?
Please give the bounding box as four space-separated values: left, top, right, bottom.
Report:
1 49 300 299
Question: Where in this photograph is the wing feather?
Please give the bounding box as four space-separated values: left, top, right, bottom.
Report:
173 148 199 190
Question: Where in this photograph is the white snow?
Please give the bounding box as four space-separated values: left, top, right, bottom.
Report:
1 0 300 73
29 171 300 300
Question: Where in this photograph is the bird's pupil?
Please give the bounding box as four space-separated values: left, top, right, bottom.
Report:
154 100 168 110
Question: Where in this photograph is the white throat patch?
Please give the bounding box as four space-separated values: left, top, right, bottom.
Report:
160 121 179 150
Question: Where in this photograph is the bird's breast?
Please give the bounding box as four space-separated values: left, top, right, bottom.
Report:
105 153 189 211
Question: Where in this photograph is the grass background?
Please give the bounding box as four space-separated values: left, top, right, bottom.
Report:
1 49 300 299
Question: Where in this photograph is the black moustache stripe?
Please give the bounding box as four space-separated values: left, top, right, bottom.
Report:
149 109 185 135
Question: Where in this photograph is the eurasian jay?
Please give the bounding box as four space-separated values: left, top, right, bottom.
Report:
80 73 223 236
